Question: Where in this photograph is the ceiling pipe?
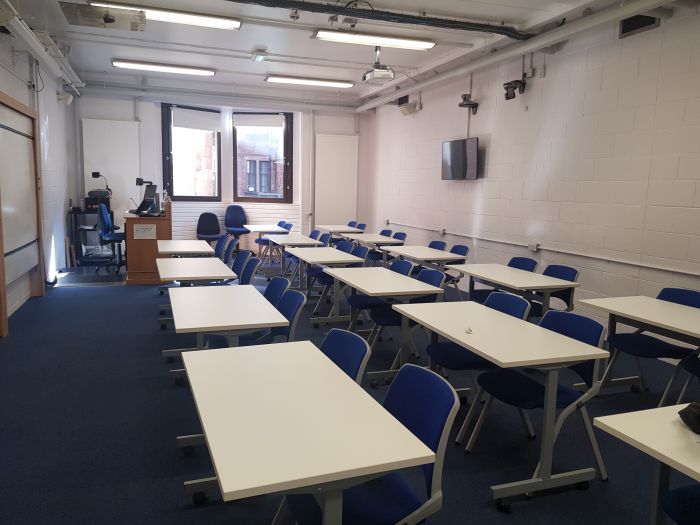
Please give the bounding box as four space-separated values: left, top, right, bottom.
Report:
223 0 534 40
357 0 673 112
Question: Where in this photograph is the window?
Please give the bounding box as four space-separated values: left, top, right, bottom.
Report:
233 113 293 203
162 104 222 201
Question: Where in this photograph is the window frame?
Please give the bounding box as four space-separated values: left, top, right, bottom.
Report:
233 112 293 204
161 103 223 202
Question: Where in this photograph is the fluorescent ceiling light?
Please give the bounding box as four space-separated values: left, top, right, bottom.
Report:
112 59 216 76
265 75 354 89
313 30 435 50
89 2 241 30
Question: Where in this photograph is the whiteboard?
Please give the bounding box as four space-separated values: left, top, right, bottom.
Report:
314 134 358 225
0 120 38 255
82 119 140 229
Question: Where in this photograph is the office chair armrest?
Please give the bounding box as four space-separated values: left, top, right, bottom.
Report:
112 225 121 231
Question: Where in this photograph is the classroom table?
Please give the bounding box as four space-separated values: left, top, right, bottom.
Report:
263 233 323 274
594 404 700 525
244 224 289 257
156 257 236 284
316 224 364 234
393 300 609 504
180 341 434 524
448 263 579 314
342 232 404 247
382 245 468 270
311 266 443 327
580 296 700 392
157 239 214 257
161 285 288 373
284 247 363 291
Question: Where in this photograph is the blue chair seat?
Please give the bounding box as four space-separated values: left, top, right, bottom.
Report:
368 305 402 327
102 232 125 242
286 472 422 525
478 369 580 410
608 333 694 360
306 265 324 278
197 233 220 241
226 226 250 236
662 484 700 525
426 341 496 371
347 294 388 310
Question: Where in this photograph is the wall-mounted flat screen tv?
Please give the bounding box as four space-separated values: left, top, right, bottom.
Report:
442 137 479 180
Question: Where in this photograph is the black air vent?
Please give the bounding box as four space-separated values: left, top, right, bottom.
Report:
619 15 659 39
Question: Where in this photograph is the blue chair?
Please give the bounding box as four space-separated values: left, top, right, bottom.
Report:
222 238 239 267
663 484 700 525
233 289 307 347
668 353 700 405
319 232 332 246
263 276 290 308
444 244 470 288
224 205 249 238
213 234 229 259
230 250 252 280
95 203 125 273
283 222 293 231
239 256 262 285
428 240 447 251
255 220 286 257
337 239 354 253
349 244 368 266
380 229 392 237
347 259 413 330
196 212 220 241
319 328 371 383
281 364 459 525
428 293 530 413
461 311 608 480
383 232 408 264
470 256 538 304
347 220 357 228
528 264 579 318
606 287 700 405
356 223 366 231
303 233 334 290
309 229 321 239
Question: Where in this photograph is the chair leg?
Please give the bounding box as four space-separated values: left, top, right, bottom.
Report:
518 409 536 439
676 375 694 404
465 394 493 453
580 405 608 480
271 498 295 525
313 285 331 315
658 364 684 407
455 387 484 444
634 356 649 391
348 309 360 331
368 326 384 350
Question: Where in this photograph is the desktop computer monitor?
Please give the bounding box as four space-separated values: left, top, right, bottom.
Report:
136 184 158 214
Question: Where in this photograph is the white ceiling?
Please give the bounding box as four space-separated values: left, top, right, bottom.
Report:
14 0 617 106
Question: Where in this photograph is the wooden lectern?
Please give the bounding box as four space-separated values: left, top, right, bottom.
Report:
123 200 172 285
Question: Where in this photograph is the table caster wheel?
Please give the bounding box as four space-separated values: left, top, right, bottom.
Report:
576 481 589 491
496 498 511 514
174 377 186 387
160 324 167 330
193 491 208 506
166 356 175 364
182 445 194 457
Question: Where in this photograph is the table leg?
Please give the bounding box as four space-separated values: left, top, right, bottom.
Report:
538 368 559 479
650 461 670 525
597 313 642 392
399 304 410 367
320 489 343 525
309 276 350 326
541 291 551 315
469 275 475 299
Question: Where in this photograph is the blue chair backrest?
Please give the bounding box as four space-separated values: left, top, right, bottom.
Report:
390 259 413 276
224 205 247 227
319 328 370 382
347 220 357 227
282 222 293 231
484 292 530 319
383 364 458 498
542 264 579 306
428 240 447 251
277 220 287 227
658 287 700 309
356 223 366 231
197 212 220 235
264 277 290 308
393 232 407 241
272 289 307 340
213 234 229 259
239 256 261 285
336 240 354 253
380 229 392 237
412 269 445 304
319 233 332 246
451 244 469 256
309 229 320 240
231 249 252 276
508 256 537 272
98 204 113 237
222 238 239 265
351 245 369 260
539 311 605 386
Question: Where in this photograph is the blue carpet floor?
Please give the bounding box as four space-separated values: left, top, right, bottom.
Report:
0 282 695 525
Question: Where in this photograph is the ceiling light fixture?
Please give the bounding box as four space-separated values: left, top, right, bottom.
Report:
265 75 354 89
89 2 241 30
112 59 216 76
312 30 435 50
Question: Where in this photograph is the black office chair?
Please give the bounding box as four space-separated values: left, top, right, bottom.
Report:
224 205 249 238
196 212 221 241
96 203 125 273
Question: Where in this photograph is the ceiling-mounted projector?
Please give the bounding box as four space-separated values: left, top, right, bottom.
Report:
362 46 394 83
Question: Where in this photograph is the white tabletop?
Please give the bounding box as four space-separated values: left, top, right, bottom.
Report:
316 224 363 234
184 341 434 501
594 405 700 482
263 233 323 247
447 263 580 291
324 267 444 298
394 301 608 368
343 233 404 245
285 247 363 265
383 245 468 262
169 285 288 333
156 258 236 282
579 296 700 340
157 240 214 256
244 224 289 235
